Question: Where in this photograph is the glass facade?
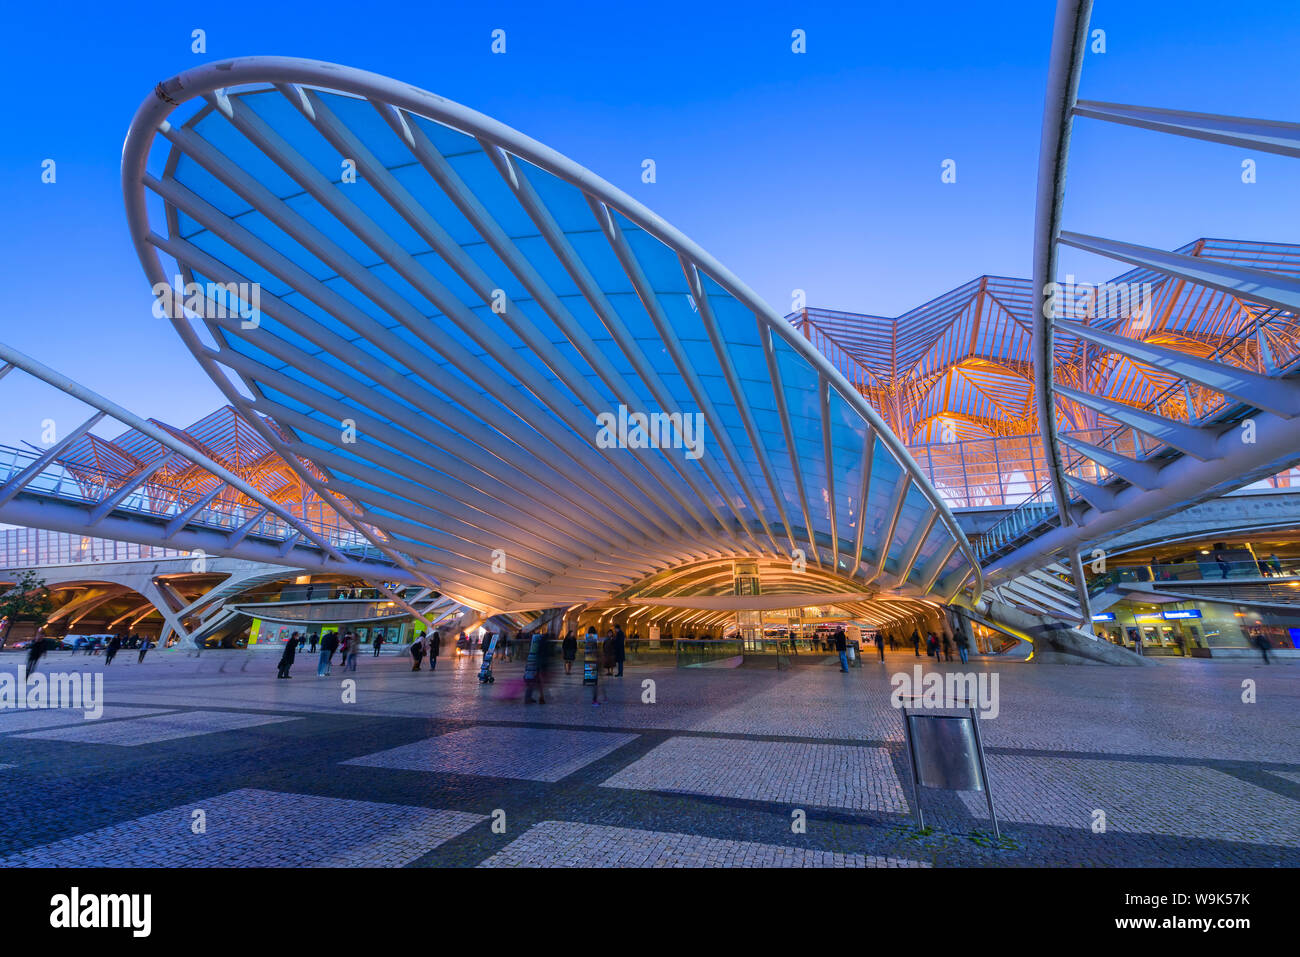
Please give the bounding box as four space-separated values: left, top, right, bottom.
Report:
124 60 977 616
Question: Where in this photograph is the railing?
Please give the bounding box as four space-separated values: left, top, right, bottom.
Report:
1089 557 1300 594
229 598 412 623
675 638 745 667
0 527 188 568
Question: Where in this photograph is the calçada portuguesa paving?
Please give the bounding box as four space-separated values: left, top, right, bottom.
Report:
0 646 1295 868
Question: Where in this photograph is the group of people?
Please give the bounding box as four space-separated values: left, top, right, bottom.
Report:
907 628 969 663
22 630 154 674
273 629 366 678
408 629 443 670
558 626 626 677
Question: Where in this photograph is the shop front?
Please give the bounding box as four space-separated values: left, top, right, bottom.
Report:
1094 601 1300 657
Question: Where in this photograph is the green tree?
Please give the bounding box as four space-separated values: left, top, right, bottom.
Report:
0 571 53 647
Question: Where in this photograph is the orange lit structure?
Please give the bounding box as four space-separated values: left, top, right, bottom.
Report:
48 405 338 524
792 238 1300 509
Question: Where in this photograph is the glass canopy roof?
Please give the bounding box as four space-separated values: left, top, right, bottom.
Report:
122 57 980 614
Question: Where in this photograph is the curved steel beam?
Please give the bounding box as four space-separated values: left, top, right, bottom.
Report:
1032 0 1094 526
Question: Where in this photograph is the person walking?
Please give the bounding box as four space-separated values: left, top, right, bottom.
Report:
318 630 338 677
874 630 885 661
25 629 50 675
277 632 297 678
1253 632 1272 664
562 630 577 674
586 628 605 706
602 631 615 677
344 630 360 672
372 631 383 657
428 629 441 671
942 633 954 662
1214 551 1231 579
137 636 152 664
524 632 553 704
956 630 970 664
104 634 122 666
834 627 849 672
409 632 425 671
911 629 922 657
613 627 626 678
309 632 319 654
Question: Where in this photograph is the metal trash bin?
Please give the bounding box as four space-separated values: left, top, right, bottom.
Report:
900 701 999 837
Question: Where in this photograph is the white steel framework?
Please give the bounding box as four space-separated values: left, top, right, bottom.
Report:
121 56 981 617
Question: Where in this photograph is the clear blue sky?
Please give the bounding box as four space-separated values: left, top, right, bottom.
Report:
0 0 1297 443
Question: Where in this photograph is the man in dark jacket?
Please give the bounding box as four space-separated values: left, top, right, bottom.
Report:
318 631 338 676
834 628 848 672
613 627 626 677
105 634 122 666
429 629 441 671
911 630 922 656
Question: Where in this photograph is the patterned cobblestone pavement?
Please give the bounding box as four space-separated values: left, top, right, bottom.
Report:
0 648 1295 867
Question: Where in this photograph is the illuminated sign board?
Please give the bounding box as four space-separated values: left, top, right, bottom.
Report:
1090 613 1115 621
1161 609 1202 620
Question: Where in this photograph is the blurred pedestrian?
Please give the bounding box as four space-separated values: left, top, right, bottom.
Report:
25 629 49 675
562 630 577 674
834 627 848 672
277 632 297 678
318 631 338 676
428 629 441 671
344 630 360 671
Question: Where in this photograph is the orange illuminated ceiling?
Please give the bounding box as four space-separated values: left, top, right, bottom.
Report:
50 405 336 520
793 238 1300 446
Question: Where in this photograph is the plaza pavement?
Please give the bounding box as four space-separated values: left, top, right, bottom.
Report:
0 646 1294 867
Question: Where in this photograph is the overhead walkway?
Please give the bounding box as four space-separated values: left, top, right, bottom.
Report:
0 344 424 587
